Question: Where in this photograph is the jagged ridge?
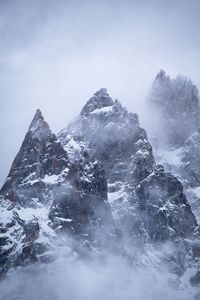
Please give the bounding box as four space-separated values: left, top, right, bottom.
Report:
0 87 199 289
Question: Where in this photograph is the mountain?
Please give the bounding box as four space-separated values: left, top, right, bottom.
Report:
0 88 200 293
1 109 69 205
0 108 114 274
58 88 198 243
148 70 200 222
58 88 199 279
148 70 199 148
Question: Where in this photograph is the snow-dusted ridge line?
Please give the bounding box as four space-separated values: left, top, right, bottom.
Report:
0 84 200 296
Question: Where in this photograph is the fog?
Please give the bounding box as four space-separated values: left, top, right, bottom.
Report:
1 2 200 298
0 255 195 300
1 0 200 185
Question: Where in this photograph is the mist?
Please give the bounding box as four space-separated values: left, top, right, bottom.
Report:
1 2 200 298
1 0 200 185
0 253 196 300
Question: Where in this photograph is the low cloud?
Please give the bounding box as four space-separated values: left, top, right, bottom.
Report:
0 254 195 300
1 0 200 185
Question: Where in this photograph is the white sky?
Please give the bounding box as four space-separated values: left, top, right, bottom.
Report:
1 0 200 185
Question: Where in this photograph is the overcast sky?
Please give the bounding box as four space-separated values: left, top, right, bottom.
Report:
0 0 200 185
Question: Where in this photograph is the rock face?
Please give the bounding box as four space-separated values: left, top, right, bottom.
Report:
0 109 69 205
137 167 197 241
0 109 114 273
49 159 113 243
58 88 198 250
58 89 153 223
0 197 42 276
148 70 200 221
0 89 199 283
180 130 200 188
59 88 151 190
148 70 199 148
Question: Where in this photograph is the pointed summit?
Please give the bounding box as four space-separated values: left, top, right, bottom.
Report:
30 108 44 124
0 109 68 202
149 70 200 147
156 69 166 78
94 88 109 97
154 69 170 84
28 109 52 141
81 88 114 115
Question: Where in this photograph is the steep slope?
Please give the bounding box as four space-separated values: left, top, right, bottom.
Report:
0 109 114 274
0 90 199 292
0 109 69 205
58 89 199 269
148 70 199 148
148 70 200 222
137 167 197 241
58 89 154 225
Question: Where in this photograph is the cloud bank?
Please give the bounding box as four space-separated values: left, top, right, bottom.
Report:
0 0 200 185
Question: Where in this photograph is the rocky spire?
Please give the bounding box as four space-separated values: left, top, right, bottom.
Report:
152 70 171 92
0 109 68 203
155 69 169 80
59 88 199 249
0 89 199 285
28 109 52 141
148 70 200 147
30 108 44 123
81 88 115 115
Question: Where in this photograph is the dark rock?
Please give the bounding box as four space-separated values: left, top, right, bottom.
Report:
0 109 69 205
137 170 198 241
81 88 114 116
180 130 200 187
0 88 199 280
190 270 200 286
59 88 198 248
49 159 114 245
147 70 200 222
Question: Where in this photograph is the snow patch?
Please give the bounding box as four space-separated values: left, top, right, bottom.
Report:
90 105 113 115
108 188 125 204
43 174 59 184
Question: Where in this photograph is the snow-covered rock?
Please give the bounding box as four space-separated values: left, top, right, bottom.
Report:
148 70 200 224
0 88 199 292
59 88 199 270
0 109 115 273
0 109 69 205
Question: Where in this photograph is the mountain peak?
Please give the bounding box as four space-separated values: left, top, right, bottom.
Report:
28 109 52 140
34 108 43 119
94 87 108 97
81 88 114 115
155 69 170 83
149 70 200 148
29 108 44 126
157 69 166 77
